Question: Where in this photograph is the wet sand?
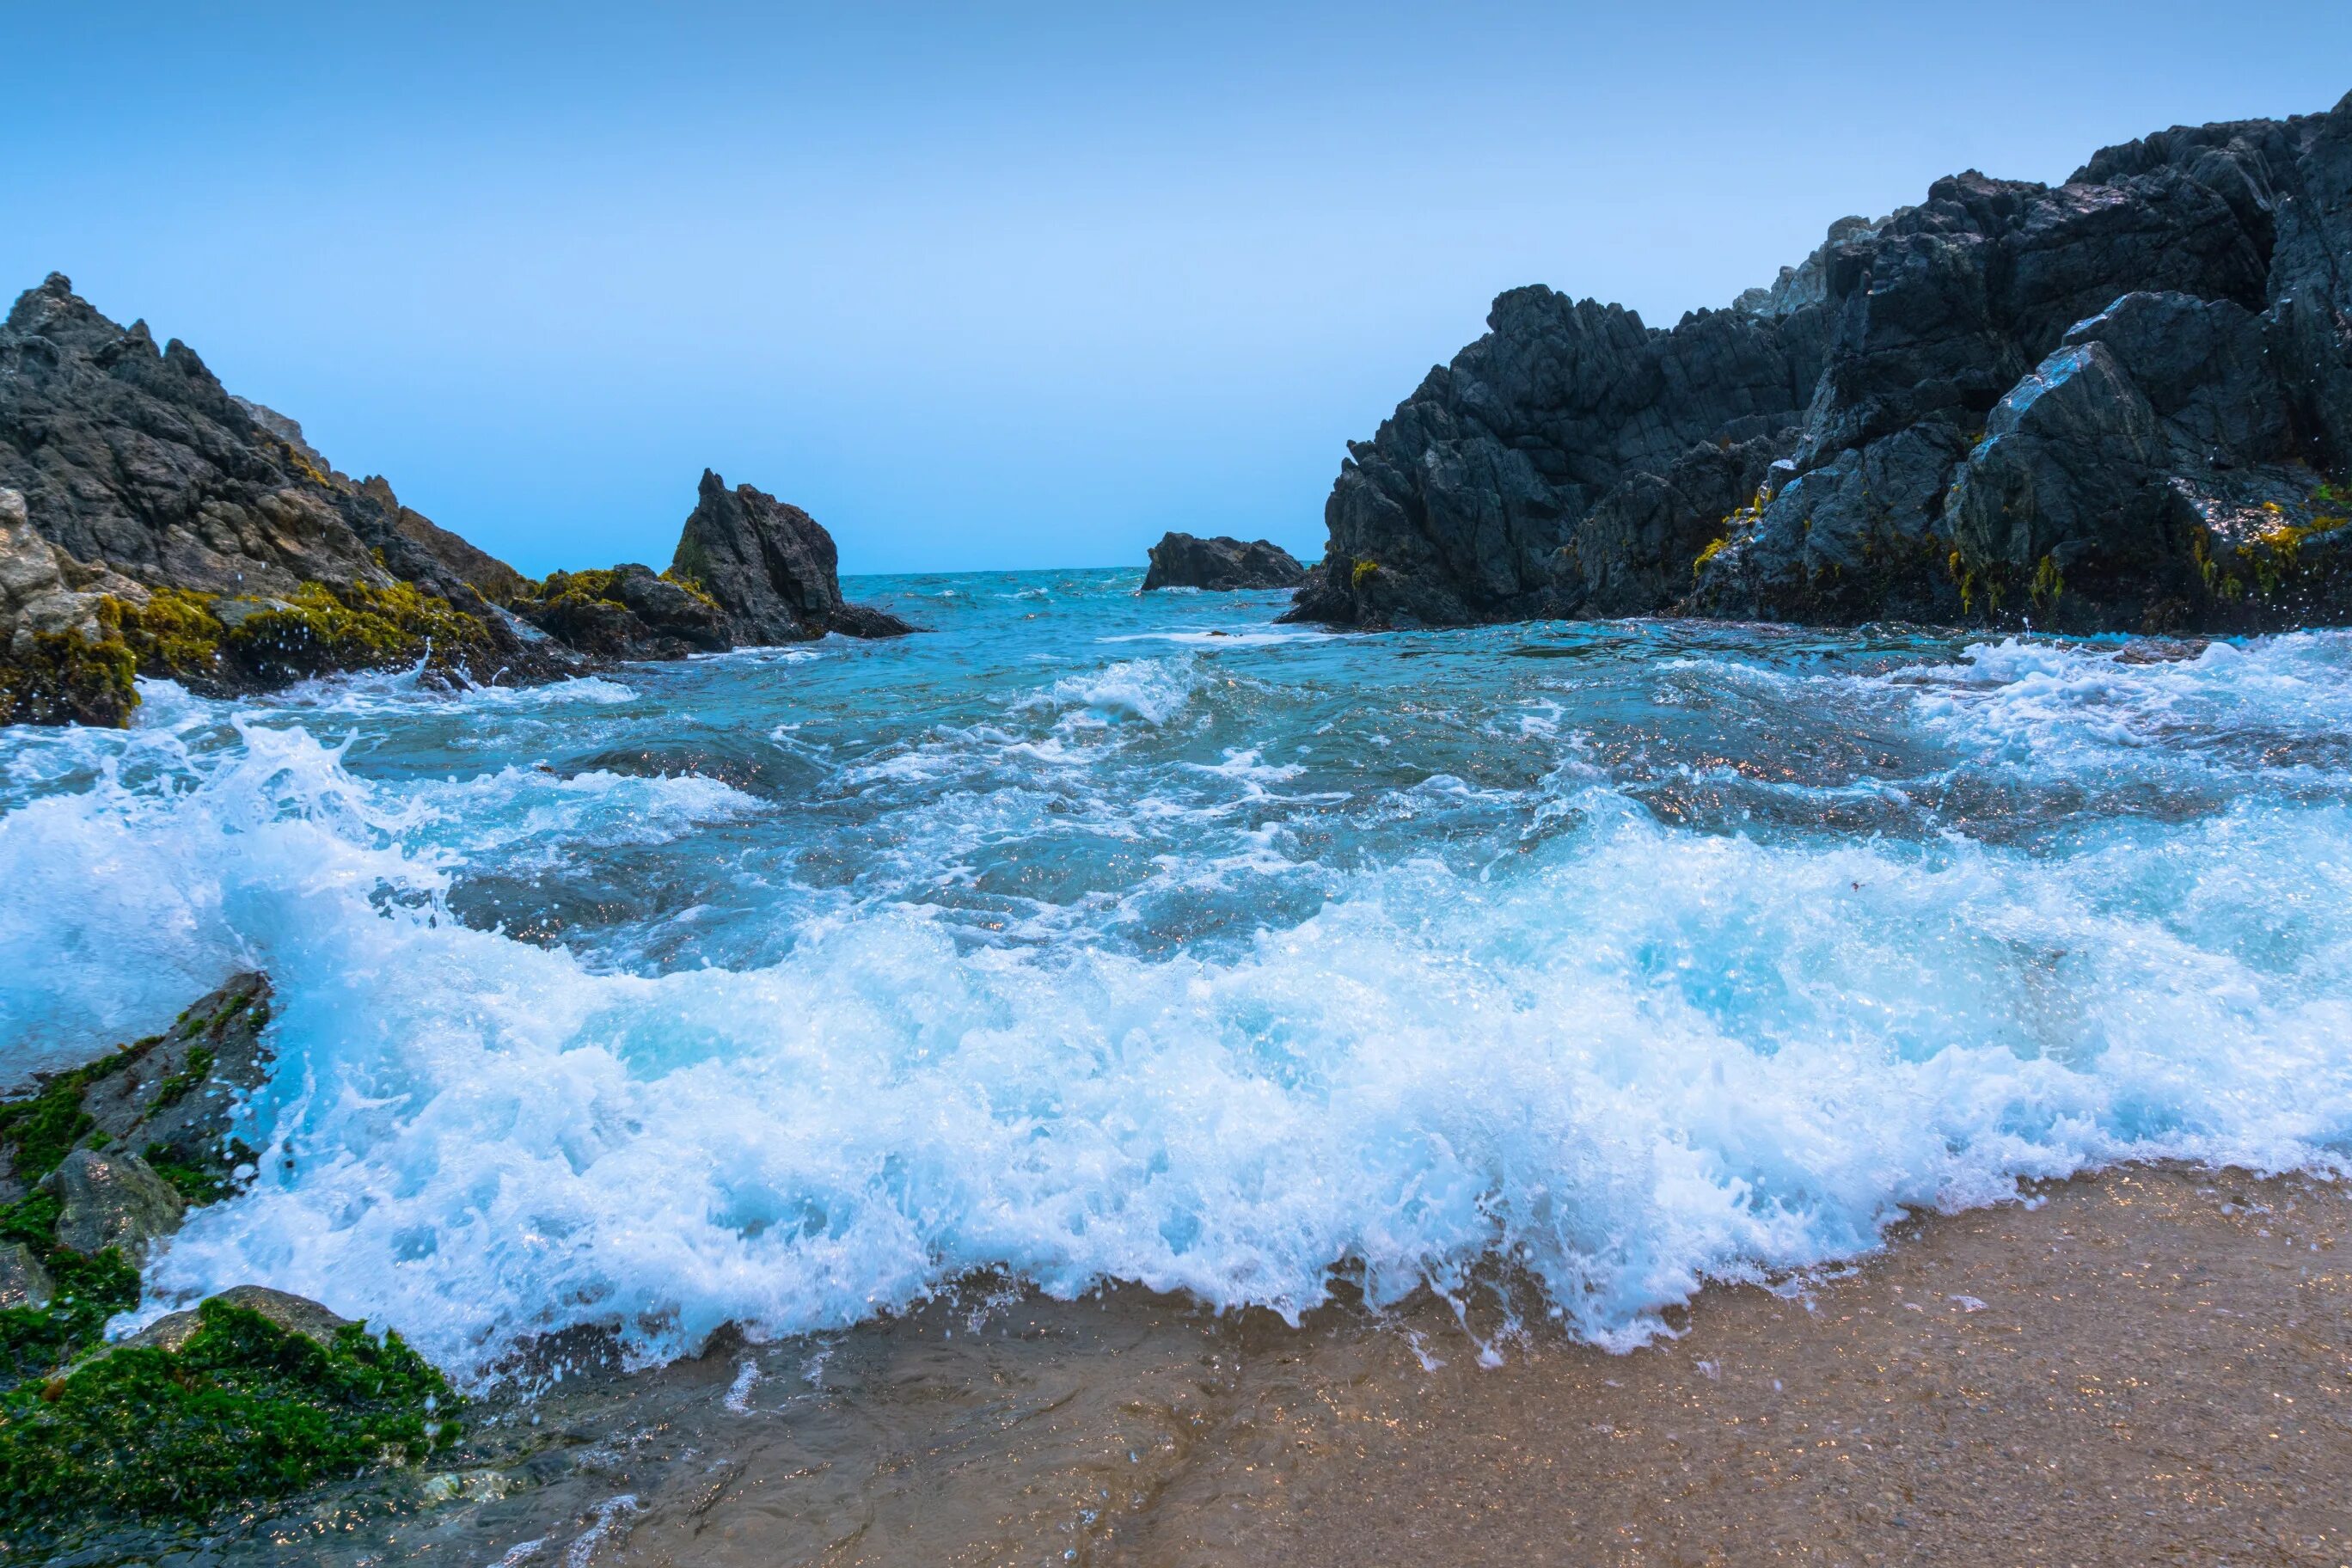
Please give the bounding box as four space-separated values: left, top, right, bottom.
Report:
1110 1165 2352 1568
192 1164 2349 1568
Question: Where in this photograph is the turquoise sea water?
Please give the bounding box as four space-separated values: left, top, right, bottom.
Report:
3 569 2350 1376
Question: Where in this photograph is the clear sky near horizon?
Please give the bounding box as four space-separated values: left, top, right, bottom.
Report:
6 3 2348 577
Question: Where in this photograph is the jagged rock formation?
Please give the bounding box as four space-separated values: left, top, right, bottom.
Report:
671 469 913 641
1289 94 2352 634
1142 532 1307 591
0 276 916 725
0 273 582 720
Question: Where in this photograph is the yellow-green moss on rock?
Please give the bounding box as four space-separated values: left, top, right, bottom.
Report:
0 627 138 727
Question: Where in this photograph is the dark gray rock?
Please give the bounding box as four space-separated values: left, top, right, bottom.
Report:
40 1148 187 1258
671 470 911 643
1692 422 1974 624
0 275 540 630
1298 93 2352 634
1945 342 2185 604
518 562 732 659
2058 291 2290 464
1286 290 1826 628
1142 533 1306 591
78 972 273 1186
1559 434 1787 616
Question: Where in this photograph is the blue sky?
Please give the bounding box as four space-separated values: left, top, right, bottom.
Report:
8 3 2348 576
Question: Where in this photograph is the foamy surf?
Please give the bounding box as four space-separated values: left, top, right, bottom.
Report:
4 573 2349 1381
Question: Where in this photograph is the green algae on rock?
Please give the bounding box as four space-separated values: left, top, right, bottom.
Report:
0 977 462 1547
0 1295 457 1541
0 976 276 1384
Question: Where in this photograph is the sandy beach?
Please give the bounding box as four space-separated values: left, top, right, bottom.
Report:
280 1163 2344 1567
1106 1165 2351 1567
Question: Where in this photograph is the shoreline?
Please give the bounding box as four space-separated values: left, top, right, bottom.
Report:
125 1161 2347 1566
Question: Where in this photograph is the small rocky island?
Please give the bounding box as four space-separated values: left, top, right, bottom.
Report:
0 273 905 728
1286 94 2352 634
1141 531 1307 591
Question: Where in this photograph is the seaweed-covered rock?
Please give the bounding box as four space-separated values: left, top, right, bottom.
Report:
671 469 912 643
1295 93 2352 633
1142 533 1307 591
119 1283 351 1355
0 1294 456 1540
514 562 731 658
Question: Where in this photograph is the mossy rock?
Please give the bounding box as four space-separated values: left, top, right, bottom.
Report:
0 1295 457 1540
0 626 138 726
0 973 275 1384
101 579 495 696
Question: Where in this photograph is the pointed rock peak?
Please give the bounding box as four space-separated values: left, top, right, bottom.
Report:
671 471 910 643
8 271 107 334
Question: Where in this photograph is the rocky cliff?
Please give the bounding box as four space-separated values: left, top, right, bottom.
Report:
1142 532 1307 591
1288 94 2352 634
0 275 910 726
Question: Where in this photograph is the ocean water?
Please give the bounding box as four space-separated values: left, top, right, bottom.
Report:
4 569 2351 1378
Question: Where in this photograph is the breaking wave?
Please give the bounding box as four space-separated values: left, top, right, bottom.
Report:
3 584 2349 1377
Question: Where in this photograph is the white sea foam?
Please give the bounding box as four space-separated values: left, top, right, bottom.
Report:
1016 657 1203 728
5 628 2350 1381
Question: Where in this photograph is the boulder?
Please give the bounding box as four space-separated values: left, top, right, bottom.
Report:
0 1241 53 1309
119 1284 352 1355
670 470 912 642
1141 533 1307 591
518 562 731 659
40 1148 186 1258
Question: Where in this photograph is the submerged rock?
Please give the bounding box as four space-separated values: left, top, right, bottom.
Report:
671 469 913 642
40 1148 186 1259
1290 93 2352 634
1142 532 1308 591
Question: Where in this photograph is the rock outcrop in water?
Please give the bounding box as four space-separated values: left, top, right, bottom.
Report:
0 276 915 724
1287 93 2352 634
671 469 913 642
1141 532 1308 591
